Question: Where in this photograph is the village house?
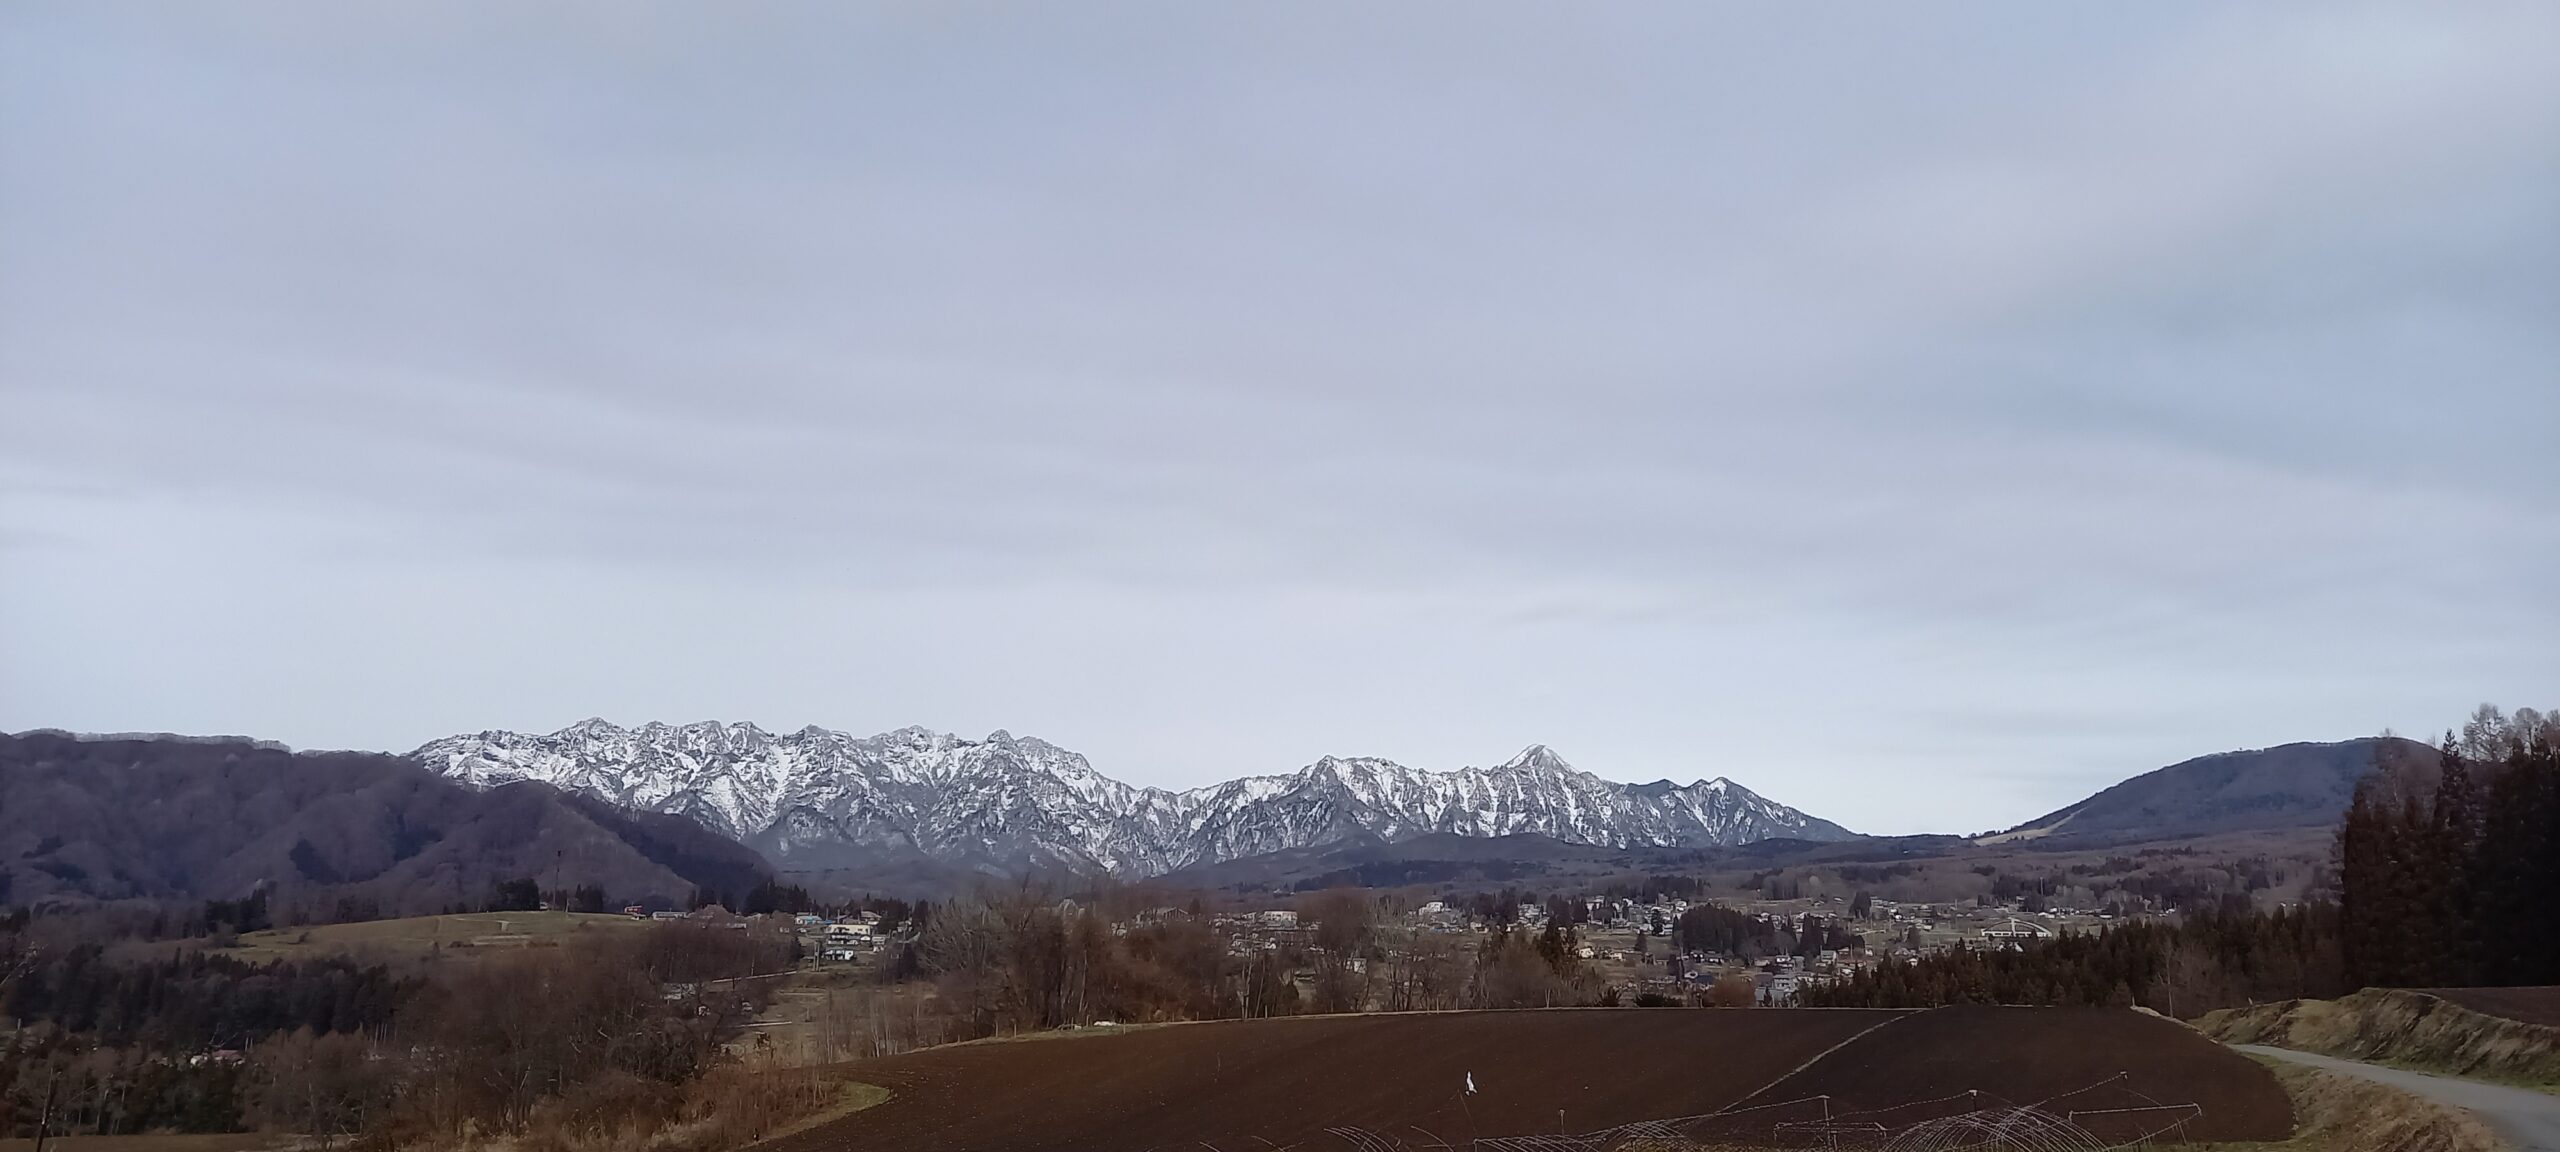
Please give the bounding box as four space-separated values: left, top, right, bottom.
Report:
1981 917 2051 949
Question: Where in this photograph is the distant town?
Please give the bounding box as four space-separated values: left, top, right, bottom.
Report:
667 884 2159 1008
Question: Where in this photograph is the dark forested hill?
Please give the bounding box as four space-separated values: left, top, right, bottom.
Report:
0 730 770 912
1983 737 2430 846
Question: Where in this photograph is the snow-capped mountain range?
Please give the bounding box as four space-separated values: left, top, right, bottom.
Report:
413 720 1857 877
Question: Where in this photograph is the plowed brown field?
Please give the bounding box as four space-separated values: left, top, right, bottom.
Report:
1751 1005 2292 1143
769 1005 2290 1152
768 1009 1902 1152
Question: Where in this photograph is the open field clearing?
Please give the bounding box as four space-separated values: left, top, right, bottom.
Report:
769 1005 2289 1152
213 911 651 962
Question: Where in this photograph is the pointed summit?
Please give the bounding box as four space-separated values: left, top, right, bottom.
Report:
1500 744 1576 774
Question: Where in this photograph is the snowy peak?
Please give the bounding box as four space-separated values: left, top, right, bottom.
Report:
414 721 1857 877
1500 743 1573 770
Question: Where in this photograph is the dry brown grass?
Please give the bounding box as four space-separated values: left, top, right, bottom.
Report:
422 1061 886 1152
727 1082 891 1150
0 1137 277 1152
2199 1061 2503 1152
2199 988 2560 1093
217 914 652 965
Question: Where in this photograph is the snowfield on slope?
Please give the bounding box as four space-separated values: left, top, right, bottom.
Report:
415 719 1857 875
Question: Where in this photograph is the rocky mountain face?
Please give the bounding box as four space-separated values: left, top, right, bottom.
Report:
414 721 1858 876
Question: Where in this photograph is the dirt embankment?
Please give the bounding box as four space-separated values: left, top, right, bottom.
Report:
2198 987 2560 1092
2256 1061 2504 1152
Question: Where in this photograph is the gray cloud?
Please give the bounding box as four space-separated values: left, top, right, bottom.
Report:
4 2 2555 834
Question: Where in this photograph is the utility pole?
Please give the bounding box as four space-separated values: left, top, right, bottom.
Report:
31 1066 59 1152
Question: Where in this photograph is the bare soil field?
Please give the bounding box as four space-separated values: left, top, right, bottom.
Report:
2416 987 2560 1028
1753 1005 2293 1144
766 1008 1906 1152
772 1005 2291 1152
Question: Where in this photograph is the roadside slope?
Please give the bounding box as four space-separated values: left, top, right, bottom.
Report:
2240 1046 2552 1151
2200 988 2560 1092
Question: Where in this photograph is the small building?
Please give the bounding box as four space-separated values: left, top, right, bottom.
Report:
1981 917 2052 949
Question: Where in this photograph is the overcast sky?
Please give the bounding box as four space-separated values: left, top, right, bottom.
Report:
4 4 2554 834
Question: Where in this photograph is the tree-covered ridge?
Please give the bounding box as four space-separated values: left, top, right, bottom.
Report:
1804 704 2558 1014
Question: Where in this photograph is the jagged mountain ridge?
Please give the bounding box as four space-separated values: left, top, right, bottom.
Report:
414 720 1857 876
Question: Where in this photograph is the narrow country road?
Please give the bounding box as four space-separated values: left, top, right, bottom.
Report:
2234 1044 2560 1151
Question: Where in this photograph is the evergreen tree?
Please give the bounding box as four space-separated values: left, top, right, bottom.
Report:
2429 739 2483 985
2476 733 2559 983
2335 788 2378 981
2339 710 2560 991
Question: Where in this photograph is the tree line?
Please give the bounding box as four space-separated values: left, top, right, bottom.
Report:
1806 704 2556 1014
1 918 803 1148
3 946 414 1051
2340 704 2560 989
1798 901 2348 1015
